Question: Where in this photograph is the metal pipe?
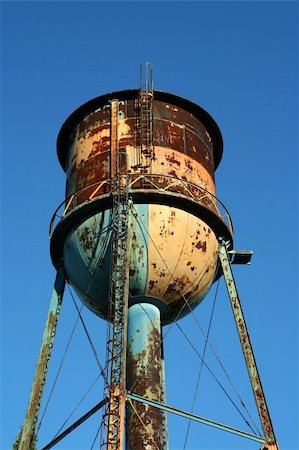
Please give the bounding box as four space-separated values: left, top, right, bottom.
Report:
126 303 163 450
16 265 66 450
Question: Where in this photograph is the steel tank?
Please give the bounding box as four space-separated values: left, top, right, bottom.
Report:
50 89 232 325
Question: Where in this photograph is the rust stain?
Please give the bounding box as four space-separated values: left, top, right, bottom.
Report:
87 123 110 139
149 280 155 290
126 323 163 450
79 226 95 252
195 240 207 252
165 274 191 297
78 109 110 136
48 311 55 327
185 159 193 171
88 138 110 158
165 152 181 167
164 283 176 296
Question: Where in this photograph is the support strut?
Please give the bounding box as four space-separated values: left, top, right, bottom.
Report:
126 303 165 450
218 240 279 450
15 265 66 450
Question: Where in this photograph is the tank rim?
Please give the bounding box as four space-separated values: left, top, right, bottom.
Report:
56 89 223 172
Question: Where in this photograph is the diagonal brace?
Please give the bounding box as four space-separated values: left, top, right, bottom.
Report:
218 240 279 450
15 265 66 450
127 392 265 444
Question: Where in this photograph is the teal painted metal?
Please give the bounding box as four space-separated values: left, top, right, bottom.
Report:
127 303 160 354
16 266 66 450
218 240 278 447
128 204 148 296
127 393 266 445
160 348 169 450
126 303 164 450
63 204 150 320
63 210 113 317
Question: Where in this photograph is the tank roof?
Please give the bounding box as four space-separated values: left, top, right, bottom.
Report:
57 89 223 171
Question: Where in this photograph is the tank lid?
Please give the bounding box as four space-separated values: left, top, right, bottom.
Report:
57 89 223 171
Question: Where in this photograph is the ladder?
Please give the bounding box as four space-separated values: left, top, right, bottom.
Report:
101 100 130 450
135 62 154 168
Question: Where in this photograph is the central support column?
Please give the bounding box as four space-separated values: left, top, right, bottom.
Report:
126 303 163 450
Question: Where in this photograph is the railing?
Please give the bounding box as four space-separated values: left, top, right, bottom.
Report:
49 175 233 239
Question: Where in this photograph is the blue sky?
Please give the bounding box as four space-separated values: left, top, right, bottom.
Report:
1 1 298 449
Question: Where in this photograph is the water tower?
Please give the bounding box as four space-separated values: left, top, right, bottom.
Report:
16 64 279 450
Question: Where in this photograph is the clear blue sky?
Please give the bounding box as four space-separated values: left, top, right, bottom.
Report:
1 1 298 449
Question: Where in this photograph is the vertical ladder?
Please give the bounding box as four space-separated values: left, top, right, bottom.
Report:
135 62 154 168
101 100 130 450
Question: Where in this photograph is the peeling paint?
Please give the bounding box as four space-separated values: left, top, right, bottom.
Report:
58 93 224 326
126 304 163 450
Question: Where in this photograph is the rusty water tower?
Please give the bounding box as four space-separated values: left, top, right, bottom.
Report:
16 64 279 450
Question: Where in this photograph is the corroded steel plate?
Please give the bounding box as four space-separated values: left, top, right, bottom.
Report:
63 204 218 324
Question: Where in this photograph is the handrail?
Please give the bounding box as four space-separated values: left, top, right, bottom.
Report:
49 180 112 238
49 175 233 239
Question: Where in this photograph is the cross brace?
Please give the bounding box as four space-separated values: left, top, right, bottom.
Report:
127 393 265 444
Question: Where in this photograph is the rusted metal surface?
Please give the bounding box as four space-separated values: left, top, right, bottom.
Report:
126 304 163 450
63 97 217 204
63 211 112 317
101 101 129 450
110 100 118 181
57 90 223 172
52 92 227 327
218 241 278 448
145 205 218 312
51 89 232 326
61 203 219 325
128 204 148 296
261 445 279 450
16 266 65 450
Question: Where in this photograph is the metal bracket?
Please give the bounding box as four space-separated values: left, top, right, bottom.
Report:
228 249 253 265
